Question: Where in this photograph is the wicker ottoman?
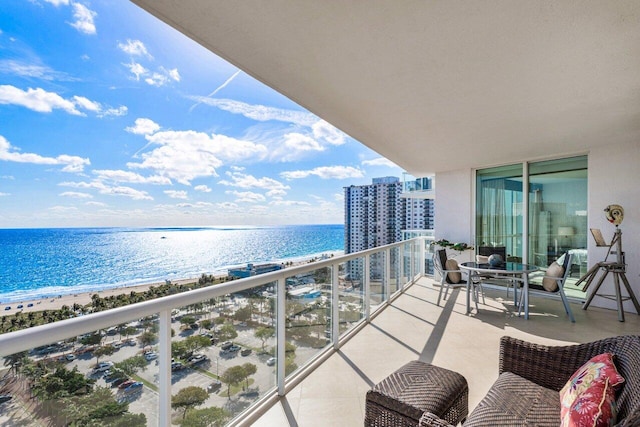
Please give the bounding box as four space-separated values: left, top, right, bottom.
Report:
365 360 468 427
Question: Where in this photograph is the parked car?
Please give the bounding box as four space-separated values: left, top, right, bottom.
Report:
240 348 252 356
171 361 185 371
0 395 12 404
94 361 114 372
112 377 129 388
220 341 233 350
112 341 124 349
65 353 76 361
228 344 241 353
4 306 10 311
188 354 208 364
144 351 158 361
16 304 23 309
122 382 143 393
239 389 259 398
266 357 276 366
118 380 136 389
207 380 222 393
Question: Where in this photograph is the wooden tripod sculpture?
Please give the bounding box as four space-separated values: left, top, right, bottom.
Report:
577 227 640 322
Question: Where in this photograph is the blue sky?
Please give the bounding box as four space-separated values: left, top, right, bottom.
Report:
0 0 402 228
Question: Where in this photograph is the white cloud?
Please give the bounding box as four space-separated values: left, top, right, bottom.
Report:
0 60 76 81
189 97 317 127
43 0 69 5
60 191 93 198
69 3 97 35
176 201 212 209
216 202 238 209
362 157 398 168
164 190 188 199
145 67 180 87
0 85 81 115
93 169 171 185
0 135 89 172
118 39 152 58
125 118 160 135
49 205 78 213
86 201 107 207
0 85 126 118
59 180 153 200
0 192 10 197
128 130 267 185
225 190 266 203
194 185 211 193
218 171 289 196
99 106 128 118
334 192 344 201
280 165 364 180
269 200 311 206
72 95 101 112
124 62 148 81
312 120 347 146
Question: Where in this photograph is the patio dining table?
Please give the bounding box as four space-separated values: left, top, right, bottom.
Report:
459 262 539 319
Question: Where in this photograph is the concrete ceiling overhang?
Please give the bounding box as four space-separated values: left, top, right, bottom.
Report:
131 1 640 176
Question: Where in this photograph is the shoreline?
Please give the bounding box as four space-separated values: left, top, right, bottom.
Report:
0 250 343 314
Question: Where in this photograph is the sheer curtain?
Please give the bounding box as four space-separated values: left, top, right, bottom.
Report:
480 178 506 247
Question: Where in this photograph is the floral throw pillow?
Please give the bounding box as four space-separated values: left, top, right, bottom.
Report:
562 379 616 427
560 353 625 427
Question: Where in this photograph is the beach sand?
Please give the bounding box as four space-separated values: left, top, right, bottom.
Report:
0 278 198 314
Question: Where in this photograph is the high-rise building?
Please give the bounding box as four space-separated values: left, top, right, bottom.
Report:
344 177 434 254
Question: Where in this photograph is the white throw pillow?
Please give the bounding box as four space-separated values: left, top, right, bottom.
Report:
445 259 462 284
542 262 564 292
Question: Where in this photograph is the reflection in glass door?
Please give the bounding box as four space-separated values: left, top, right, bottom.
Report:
528 156 588 271
475 164 523 262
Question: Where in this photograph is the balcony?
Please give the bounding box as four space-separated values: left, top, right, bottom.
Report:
0 237 637 426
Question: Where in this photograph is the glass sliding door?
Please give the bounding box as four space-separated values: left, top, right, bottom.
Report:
475 164 524 262
528 156 588 274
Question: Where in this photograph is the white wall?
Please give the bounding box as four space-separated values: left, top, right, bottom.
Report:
588 140 640 313
434 169 473 245
435 140 640 313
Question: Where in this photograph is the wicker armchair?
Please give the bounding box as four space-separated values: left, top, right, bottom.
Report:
419 335 640 427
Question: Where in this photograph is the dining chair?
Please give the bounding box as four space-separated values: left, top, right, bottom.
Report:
434 249 484 309
519 252 575 322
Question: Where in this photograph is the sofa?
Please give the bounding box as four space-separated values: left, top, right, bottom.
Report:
419 335 640 426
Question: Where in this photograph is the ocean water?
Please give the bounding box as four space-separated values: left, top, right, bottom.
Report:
0 225 344 303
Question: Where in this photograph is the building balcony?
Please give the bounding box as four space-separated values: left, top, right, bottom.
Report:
0 237 637 426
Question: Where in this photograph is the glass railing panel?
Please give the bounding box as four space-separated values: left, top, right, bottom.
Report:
169 283 277 425
369 251 386 312
0 324 155 426
338 257 365 334
402 242 412 286
285 266 332 375
389 246 400 294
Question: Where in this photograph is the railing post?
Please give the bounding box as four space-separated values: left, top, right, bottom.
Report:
332 262 340 348
276 275 286 396
385 248 391 297
158 309 172 426
419 237 426 276
364 254 371 321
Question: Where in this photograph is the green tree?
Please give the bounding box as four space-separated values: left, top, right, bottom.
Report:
199 319 213 330
254 327 274 352
93 345 115 364
139 330 157 349
180 315 196 329
179 407 229 427
221 366 246 399
115 355 147 376
241 363 257 388
184 335 211 354
233 305 251 322
217 323 238 341
171 386 208 419
81 332 103 346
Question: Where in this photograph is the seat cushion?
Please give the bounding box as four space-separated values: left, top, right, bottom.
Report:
464 372 561 427
542 262 563 291
445 259 461 284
